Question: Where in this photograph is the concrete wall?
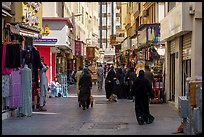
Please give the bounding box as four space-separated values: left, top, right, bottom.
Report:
191 2 202 80
163 2 202 109
174 37 183 108
43 2 56 17
160 2 193 41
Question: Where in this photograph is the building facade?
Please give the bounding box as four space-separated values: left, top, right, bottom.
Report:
161 2 202 108
34 2 73 84
99 2 117 65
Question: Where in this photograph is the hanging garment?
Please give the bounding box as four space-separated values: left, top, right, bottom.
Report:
20 64 32 116
9 70 22 108
2 74 10 107
5 44 21 68
2 44 13 74
31 47 42 88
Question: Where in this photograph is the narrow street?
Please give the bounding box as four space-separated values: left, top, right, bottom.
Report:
2 83 183 135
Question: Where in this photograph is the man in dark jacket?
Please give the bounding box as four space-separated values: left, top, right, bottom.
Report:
78 67 92 110
131 70 154 125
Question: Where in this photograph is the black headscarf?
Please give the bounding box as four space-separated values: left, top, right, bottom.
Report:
138 70 145 79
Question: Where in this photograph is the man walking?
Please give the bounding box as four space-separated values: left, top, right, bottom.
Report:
75 66 83 106
39 58 48 111
97 64 104 90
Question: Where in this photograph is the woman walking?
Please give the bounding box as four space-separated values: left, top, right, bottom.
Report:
78 67 92 110
131 70 154 125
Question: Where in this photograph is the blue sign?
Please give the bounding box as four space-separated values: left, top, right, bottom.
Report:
34 38 58 43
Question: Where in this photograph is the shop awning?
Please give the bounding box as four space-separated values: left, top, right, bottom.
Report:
2 9 12 17
9 23 41 38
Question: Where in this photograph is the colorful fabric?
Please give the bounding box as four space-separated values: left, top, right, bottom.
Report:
9 70 22 108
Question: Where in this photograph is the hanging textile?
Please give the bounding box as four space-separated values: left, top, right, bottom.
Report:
31 46 42 88
9 70 22 109
5 43 21 68
2 74 10 107
20 64 32 117
2 44 13 74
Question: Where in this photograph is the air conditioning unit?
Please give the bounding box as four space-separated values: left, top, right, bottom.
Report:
142 10 148 17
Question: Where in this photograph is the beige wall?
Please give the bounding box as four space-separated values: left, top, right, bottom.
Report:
43 2 56 17
163 2 202 108
191 2 202 80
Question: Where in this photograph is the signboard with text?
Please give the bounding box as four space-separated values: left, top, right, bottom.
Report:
75 40 83 56
34 38 58 43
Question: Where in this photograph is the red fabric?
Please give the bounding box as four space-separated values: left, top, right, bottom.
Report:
32 82 39 101
2 44 13 74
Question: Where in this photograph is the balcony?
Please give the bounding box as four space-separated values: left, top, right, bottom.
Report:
160 3 193 41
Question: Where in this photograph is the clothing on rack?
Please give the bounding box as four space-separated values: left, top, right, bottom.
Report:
9 70 22 109
20 64 32 116
5 43 21 68
2 44 13 74
31 46 42 88
2 74 10 107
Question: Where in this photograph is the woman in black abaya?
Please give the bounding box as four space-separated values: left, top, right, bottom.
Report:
131 70 154 125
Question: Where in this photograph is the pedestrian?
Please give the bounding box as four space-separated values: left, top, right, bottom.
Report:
125 67 136 100
50 77 60 97
105 65 117 102
144 66 154 88
39 58 49 111
131 70 154 125
115 68 125 99
97 64 104 90
103 65 107 78
78 67 92 110
75 66 83 106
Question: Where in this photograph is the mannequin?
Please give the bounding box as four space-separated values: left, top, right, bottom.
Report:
20 51 32 116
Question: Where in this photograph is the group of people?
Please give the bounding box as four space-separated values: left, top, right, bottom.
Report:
104 64 155 125
74 63 155 125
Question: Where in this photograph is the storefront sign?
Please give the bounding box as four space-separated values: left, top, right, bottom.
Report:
86 47 95 59
34 38 58 42
75 40 83 56
146 24 160 44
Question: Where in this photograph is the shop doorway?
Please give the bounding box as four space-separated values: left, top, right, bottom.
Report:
182 59 191 96
170 53 175 102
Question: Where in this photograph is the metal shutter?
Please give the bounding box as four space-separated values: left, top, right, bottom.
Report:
182 33 192 60
170 40 176 54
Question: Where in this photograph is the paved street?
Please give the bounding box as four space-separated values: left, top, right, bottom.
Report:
2 83 184 135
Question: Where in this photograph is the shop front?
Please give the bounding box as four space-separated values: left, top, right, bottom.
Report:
2 2 43 117
33 17 73 85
